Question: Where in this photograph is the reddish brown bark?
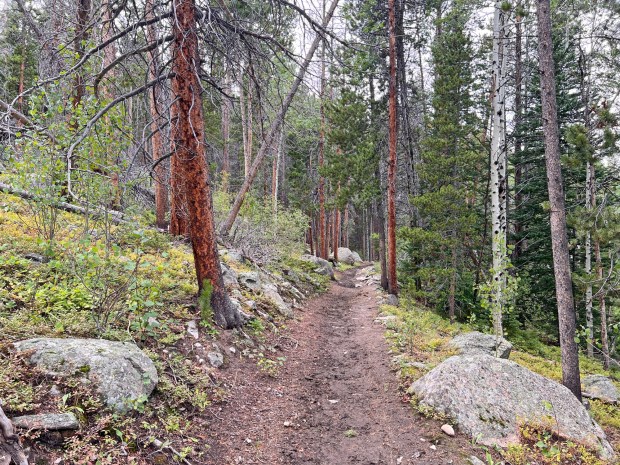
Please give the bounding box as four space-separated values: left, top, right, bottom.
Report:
171 0 242 328
537 0 581 400
386 0 398 296
146 0 168 229
169 101 189 237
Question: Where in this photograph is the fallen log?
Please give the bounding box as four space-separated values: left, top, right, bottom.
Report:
0 405 28 465
0 182 126 224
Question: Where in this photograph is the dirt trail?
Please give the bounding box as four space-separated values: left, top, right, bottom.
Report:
205 267 477 465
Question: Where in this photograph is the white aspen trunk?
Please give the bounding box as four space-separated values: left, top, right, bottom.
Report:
490 0 509 340
585 161 594 357
273 129 283 216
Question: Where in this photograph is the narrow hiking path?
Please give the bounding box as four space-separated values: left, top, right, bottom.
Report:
204 267 478 465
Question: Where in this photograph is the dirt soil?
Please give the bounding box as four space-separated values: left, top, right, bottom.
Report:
204 267 482 465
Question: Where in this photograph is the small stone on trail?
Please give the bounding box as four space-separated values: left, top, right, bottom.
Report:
441 424 455 436
283 421 292 427
467 456 486 465
229 347 237 354
328 399 339 404
207 352 224 368
49 385 61 397
245 438 252 444
430 444 437 451
187 320 199 339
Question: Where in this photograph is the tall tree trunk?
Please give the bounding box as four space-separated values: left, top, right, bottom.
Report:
145 0 168 229
169 97 189 236
221 71 232 180
171 0 242 328
490 0 509 339
585 163 594 357
220 0 340 237
272 129 283 214
72 0 91 110
594 237 610 369
449 245 457 323
318 18 328 259
536 0 581 400
387 0 399 295
513 7 524 259
344 206 349 249
395 0 420 224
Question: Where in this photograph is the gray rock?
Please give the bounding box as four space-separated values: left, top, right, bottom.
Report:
24 253 49 263
300 254 334 279
335 247 357 265
221 263 239 288
583 374 619 403
187 320 200 339
467 457 485 465
410 354 614 459
238 272 261 291
374 314 398 325
14 338 158 413
262 283 292 317
351 251 362 263
245 300 257 310
385 294 399 307
207 351 224 368
11 413 79 431
219 248 244 264
450 331 512 359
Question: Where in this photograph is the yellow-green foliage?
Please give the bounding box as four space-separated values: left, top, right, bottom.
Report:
382 299 465 374
502 422 609 465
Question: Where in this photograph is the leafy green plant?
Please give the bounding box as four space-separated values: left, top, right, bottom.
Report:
256 353 286 377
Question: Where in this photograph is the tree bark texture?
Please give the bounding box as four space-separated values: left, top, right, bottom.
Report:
145 0 168 229
387 0 398 295
537 0 581 400
171 0 242 328
490 0 509 338
0 405 28 465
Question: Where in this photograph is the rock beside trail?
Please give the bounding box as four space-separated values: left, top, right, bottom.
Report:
351 251 362 263
14 338 158 413
11 413 79 431
334 247 361 265
449 331 512 359
583 374 620 403
221 262 239 288
300 254 334 279
262 282 292 317
238 271 261 291
409 354 614 459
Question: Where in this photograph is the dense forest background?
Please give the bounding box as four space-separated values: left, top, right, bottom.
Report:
0 0 619 382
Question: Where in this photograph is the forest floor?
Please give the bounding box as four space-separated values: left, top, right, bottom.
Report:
203 267 481 465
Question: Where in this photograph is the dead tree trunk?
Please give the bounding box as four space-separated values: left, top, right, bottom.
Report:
386 0 399 296
0 405 28 465
536 0 581 400
318 2 328 260
220 0 340 237
145 0 168 229
171 0 242 328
